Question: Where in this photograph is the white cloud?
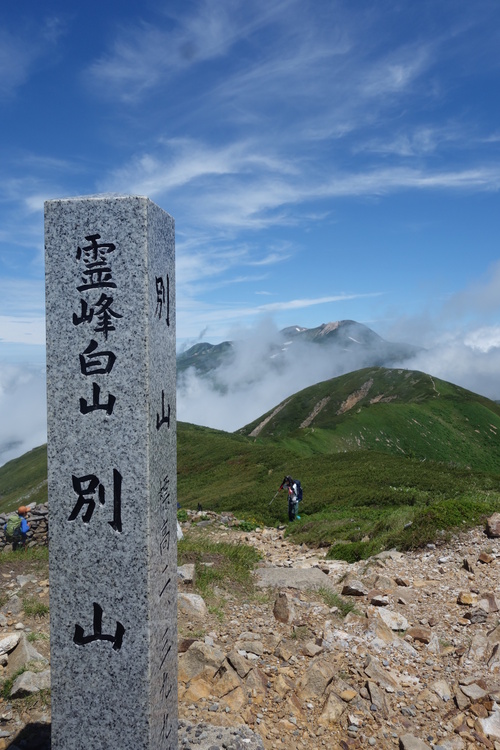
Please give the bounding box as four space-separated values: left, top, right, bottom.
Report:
400 336 500 403
86 0 299 101
103 130 500 238
177 292 380 341
464 326 500 353
360 45 432 98
0 364 47 467
0 316 46 346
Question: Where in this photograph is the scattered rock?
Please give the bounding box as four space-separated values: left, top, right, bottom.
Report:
407 626 432 644
457 591 478 605
273 591 296 624
9 668 51 698
486 515 500 538
0 633 21 655
399 734 432 750
376 608 409 631
479 552 494 564
178 592 208 619
7 509 500 750
342 579 369 596
5 633 47 678
476 704 500 741
177 563 196 583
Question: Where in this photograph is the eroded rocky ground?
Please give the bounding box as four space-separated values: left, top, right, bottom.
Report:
3 512 500 750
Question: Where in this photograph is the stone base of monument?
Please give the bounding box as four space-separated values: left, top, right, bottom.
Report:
179 720 265 750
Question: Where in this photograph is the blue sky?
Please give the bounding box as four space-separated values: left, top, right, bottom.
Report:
1 0 500 462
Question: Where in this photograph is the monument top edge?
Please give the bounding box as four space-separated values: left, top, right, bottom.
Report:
44 193 151 204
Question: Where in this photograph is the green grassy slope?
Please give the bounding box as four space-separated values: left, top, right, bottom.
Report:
2 367 500 561
0 445 48 514
238 367 500 473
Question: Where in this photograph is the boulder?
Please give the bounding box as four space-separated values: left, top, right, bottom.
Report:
364 655 400 690
273 592 296 624
296 658 337 700
478 552 494 564
431 679 453 701
177 564 195 584
464 607 488 624
476 704 500 741
227 649 253 679
221 685 246 713
178 641 225 682
178 592 208 619
377 608 408 631
212 661 242 697
318 691 347 725
5 633 47 678
341 579 369 596
399 735 431 750
367 680 389 716
10 668 51 698
183 677 213 702
407 626 432 644
480 593 499 613
485 514 500 538
457 591 478 605
0 633 21 656
459 682 488 701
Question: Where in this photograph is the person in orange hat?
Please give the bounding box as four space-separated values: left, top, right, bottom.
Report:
3 506 30 550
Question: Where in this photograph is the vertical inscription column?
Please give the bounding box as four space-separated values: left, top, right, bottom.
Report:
45 196 177 750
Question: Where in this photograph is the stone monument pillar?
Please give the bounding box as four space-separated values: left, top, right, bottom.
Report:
45 195 177 749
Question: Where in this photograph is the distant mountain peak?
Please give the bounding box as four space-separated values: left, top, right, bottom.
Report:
177 320 421 380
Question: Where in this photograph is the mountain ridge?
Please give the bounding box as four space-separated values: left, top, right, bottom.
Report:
238 366 500 473
177 320 422 377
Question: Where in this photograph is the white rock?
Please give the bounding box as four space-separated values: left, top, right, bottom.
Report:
377 609 409 631
178 593 208 619
476 703 500 741
431 679 453 701
177 564 195 583
0 633 21 656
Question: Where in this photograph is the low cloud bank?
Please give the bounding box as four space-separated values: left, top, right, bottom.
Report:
0 364 47 467
177 321 500 432
396 331 500 403
1 322 499 468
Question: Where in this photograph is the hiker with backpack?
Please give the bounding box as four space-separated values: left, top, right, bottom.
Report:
279 476 302 521
3 506 30 550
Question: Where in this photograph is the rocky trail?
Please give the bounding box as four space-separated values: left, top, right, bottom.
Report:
3 511 500 750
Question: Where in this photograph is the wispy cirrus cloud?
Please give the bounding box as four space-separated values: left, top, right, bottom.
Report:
0 18 66 98
85 0 299 101
104 132 500 234
101 137 293 197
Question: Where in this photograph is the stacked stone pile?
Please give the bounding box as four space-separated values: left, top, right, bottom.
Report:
0 504 48 552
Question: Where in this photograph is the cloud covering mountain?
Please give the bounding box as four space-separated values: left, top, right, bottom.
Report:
176 319 500 433
1 316 499 468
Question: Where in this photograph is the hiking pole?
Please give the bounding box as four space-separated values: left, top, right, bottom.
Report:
269 489 281 506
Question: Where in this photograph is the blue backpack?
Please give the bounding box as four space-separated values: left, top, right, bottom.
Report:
294 480 303 501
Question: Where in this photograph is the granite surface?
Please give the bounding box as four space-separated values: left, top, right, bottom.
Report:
45 195 176 749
